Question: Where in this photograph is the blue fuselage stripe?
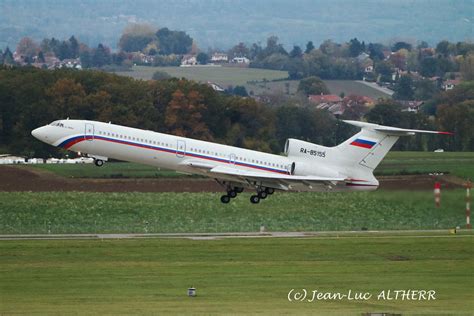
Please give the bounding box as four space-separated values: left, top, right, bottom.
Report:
61 135 289 175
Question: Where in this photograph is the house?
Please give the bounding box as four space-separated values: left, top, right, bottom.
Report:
231 57 250 64
0 155 26 164
181 55 197 66
211 53 228 63
442 79 461 91
308 94 342 104
398 100 425 113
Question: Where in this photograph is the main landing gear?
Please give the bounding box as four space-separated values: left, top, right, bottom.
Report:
220 187 244 204
249 187 275 204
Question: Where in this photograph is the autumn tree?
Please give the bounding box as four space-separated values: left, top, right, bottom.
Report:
16 37 39 59
165 89 212 140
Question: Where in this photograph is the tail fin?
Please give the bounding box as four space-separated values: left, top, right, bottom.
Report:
336 120 453 171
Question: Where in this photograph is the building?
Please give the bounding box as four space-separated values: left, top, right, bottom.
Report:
442 79 461 91
211 53 228 63
398 100 425 113
308 94 342 104
231 57 250 64
181 55 197 66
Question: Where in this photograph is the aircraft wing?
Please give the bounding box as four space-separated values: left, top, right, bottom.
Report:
208 165 345 191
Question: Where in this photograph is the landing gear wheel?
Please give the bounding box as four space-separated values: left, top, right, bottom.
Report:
220 195 231 204
235 187 244 193
250 195 260 204
94 159 104 167
227 190 237 198
258 191 268 199
265 187 275 195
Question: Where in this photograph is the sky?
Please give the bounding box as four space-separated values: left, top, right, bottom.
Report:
0 0 472 50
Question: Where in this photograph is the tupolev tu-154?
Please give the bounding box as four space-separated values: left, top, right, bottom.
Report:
32 119 451 204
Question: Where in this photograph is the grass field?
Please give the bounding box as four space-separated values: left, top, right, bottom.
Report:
376 151 474 180
1 235 472 315
324 80 391 99
0 190 468 234
116 65 288 87
24 151 474 180
115 66 389 99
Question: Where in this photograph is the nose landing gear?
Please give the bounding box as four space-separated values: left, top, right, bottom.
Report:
94 159 104 167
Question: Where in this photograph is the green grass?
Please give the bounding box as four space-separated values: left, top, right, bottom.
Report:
116 65 288 87
0 236 472 315
23 162 193 179
377 151 474 180
0 190 468 234
323 80 391 99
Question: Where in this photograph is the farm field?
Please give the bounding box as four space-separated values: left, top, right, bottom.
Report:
24 151 474 180
376 151 474 180
0 235 472 315
116 65 288 87
115 66 390 98
0 190 468 234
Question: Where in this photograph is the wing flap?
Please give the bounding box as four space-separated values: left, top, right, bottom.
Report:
210 165 345 183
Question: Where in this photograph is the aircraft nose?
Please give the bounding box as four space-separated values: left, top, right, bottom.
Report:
31 126 49 142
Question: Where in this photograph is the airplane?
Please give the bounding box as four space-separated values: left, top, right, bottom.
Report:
31 119 452 204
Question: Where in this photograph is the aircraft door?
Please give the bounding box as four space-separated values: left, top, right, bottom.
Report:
85 123 94 141
229 153 236 165
176 140 186 158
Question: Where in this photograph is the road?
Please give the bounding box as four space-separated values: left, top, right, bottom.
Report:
1 230 471 240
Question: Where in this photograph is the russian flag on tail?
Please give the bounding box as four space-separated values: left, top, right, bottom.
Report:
350 138 377 149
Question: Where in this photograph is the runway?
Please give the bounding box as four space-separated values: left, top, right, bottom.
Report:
0 229 472 240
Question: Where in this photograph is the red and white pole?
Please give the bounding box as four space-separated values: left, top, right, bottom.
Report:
434 182 441 208
466 180 472 229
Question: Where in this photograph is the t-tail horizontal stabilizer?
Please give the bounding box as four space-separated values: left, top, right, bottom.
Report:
338 120 453 171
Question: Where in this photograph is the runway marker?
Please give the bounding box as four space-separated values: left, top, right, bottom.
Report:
466 180 471 229
434 182 441 208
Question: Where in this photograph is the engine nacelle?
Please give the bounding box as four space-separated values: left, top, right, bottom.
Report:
284 138 340 178
284 138 328 159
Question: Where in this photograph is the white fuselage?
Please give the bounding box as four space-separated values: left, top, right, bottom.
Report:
32 119 378 193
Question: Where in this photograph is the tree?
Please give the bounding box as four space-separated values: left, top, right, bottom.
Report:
92 44 111 67
419 57 438 77
392 41 412 52
375 61 394 82
152 71 172 80
297 76 330 95
69 36 79 58
16 37 39 59
365 101 404 126
119 33 155 52
289 45 303 58
156 27 193 55
228 42 249 58
436 40 451 56
196 52 209 65
119 23 157 53
165 89 212 140
414 79 437 100
305 41 315 54
393 75 415 100
460 54 474 80
349 38 363 57
3 47 14 65
233 86 248 97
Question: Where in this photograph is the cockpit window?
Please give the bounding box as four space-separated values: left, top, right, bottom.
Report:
50 120 64 127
